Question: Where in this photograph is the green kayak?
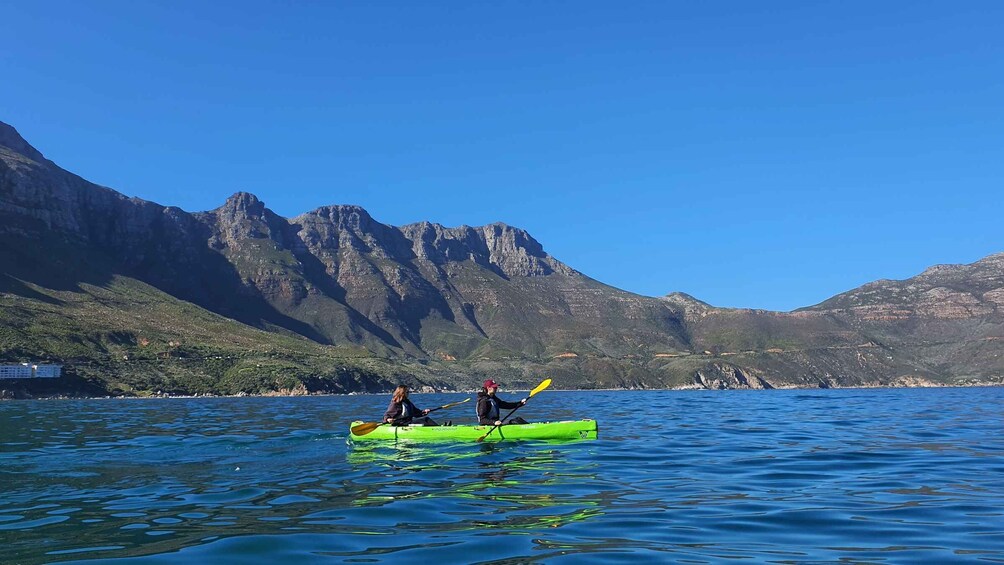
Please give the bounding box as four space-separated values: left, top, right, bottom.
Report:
349 419 598 442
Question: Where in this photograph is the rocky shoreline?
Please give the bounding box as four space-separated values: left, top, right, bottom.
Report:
6 120 1004 400
4 379 1002 401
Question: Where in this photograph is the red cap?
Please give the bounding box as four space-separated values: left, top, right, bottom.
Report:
483 379 500 389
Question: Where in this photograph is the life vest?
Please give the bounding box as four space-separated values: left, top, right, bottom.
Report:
389 400 415 424
478 396 500 421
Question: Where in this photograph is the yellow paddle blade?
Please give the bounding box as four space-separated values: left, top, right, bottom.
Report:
350 421 383 436
439 398 471 410
529 378 552 397
476 379 550 442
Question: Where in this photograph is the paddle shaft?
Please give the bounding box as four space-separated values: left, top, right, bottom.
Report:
351 398 469 436
476 399 527 443
498 404 525 426
476 379 551 442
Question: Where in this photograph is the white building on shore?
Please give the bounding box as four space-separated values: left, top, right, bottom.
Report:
0 363 62 379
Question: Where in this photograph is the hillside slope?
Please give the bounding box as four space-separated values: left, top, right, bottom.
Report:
2 120 1003 394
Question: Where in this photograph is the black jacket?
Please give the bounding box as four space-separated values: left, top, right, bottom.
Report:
384 398 423 424
476 391 522 425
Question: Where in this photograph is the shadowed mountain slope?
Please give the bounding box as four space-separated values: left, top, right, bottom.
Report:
2 120 1002 394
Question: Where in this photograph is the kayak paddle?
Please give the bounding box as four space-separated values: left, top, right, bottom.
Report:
476 378 551 443
350 397 470 436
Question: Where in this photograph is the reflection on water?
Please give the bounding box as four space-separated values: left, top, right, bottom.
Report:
1 389 1003 563
345 441 604 535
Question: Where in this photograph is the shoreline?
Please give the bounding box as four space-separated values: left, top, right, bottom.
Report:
4 380 1003 401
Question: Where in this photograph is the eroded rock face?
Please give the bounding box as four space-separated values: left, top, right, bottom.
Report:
0 124 212 267
5 119 1004 389
397 221 574 278
693 363 774 390
0 122 46 163
3 120 650 360
809 254 1004 320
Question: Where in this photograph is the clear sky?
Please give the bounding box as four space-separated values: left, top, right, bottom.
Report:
3 1 1003 311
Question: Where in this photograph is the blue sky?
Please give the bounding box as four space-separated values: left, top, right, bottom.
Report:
3 1 1003 311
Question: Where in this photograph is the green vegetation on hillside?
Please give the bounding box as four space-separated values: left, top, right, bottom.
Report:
0 274 405 396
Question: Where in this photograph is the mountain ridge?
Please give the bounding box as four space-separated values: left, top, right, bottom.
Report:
2 120 1003 396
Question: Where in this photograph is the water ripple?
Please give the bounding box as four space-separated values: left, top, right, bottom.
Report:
1 389 1003 563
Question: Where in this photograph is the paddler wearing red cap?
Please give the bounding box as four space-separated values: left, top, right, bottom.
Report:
476 379 528 426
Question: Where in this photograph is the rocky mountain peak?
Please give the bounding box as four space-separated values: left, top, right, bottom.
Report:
661 292 713 316
209 192 290 247
918 263 965 278
300 204 375 229
0 121 47 163
968 252 1004 272
482 222 544 253
662 292 710 305
292 204 400 258
220 192 267 219
8 118 1004 393
475 223 551 276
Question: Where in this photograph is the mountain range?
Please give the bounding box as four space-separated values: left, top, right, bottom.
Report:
2 120 1002 397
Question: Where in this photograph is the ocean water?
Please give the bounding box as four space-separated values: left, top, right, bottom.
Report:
2 387 1004 564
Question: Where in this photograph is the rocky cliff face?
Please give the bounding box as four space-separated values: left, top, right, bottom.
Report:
3 119 1004 391
1 121 692 367
808 254 1004 319
796 253 1004 382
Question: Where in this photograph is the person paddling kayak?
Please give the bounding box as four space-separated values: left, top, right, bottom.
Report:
384 385 440 426
476 379 528 425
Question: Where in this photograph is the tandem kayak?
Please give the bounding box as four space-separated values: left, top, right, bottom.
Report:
349 419 598 442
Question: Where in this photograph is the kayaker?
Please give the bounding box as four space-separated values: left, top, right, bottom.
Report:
476 379 528 425
384 385 439 426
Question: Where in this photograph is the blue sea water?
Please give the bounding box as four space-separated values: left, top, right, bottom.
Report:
2 387 1004 564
